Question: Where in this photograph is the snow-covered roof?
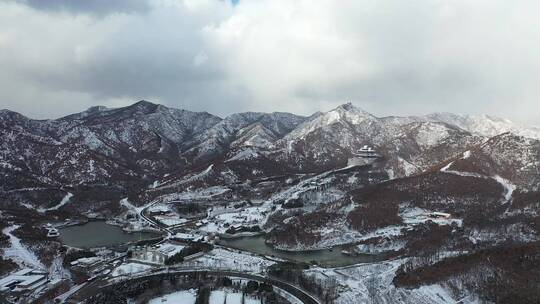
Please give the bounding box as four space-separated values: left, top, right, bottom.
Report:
0 269 47 291
428 212 451 218
148 204 170 213
71 257 102 267
133 242 185 258
174 232 203 241
359 145 375 152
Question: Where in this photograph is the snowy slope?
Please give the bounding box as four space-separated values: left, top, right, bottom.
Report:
425 112 540 140
1 99 538 196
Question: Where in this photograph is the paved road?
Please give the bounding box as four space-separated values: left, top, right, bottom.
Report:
139 202 174 235
66 268 322 304
54 254 126 303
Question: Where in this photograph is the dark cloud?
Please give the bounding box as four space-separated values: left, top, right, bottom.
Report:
0 0 539 125
10 0 151 15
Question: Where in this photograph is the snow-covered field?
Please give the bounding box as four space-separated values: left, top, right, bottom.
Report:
155 216 187 227
163 186 231 201
308 260 462 304
467 223 540 244
49 255 71 281
182 248 275 273
209 290 262 304
149 289 262 304
120 197 145 214
201 205 268 234
273 202 465 252
400 205 463 227
148 289 197 304
38 192 73 213
111 262 153 277
266 172 332 205
1 225 45 270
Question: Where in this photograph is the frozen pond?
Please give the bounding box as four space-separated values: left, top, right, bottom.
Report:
59 221 160 248
219 235 386 267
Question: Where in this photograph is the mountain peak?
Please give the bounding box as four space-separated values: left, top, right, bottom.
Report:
326 102 376 124
336 102 355 111
0 109 30 123
86 105 108 113
130 100 160 110
0 109 18 115
333 102 373 116
283 102 378 140
118 100 172 117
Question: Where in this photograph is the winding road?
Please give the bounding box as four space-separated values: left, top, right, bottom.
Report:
138 201 174 235
63 268 321 304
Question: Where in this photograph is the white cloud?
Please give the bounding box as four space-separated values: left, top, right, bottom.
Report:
1 0 540 124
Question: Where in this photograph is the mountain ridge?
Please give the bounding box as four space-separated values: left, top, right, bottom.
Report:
2 100 539 304
1 100 538 191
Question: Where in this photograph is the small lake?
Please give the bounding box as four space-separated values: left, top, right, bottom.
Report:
59 221 160 248
218 235 386 267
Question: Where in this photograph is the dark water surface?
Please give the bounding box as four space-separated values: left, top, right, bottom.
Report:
219 235 386 267
60 221 159 248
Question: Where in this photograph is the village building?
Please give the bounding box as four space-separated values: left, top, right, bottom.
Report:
0 268 48 293
130 242 185 265
70 257 105 274
426 211 452 219
147 204 171 216
173 232 204 242
347 145 381 167
46 227 59 238
44 223 60 238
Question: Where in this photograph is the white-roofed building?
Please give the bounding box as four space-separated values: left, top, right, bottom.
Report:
130 242 185 265
69 256 105 274
348 145 381 167
0 268 48 293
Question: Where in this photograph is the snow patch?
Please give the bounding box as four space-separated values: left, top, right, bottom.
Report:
182 248 274 273
226 148 260 162
38 192 73 213
149 289 196 304
209 290 262 304
2 225 45 270
440 162 453 172
111 262 152 277
399 157 418 176
493 175 515 203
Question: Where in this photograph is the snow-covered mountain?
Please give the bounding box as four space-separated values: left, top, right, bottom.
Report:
274 103 483 177
2 100 538 191
424 112 540 140
183 111 306 162
2 100 539 304
0 101 225 189
447 133 540 191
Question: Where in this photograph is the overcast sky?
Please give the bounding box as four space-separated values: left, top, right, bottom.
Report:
1 0 539 125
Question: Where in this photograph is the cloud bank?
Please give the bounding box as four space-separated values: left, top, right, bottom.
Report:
0 0 539 124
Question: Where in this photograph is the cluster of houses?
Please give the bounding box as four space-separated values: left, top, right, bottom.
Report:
0 268 63 301
0 269 48 293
